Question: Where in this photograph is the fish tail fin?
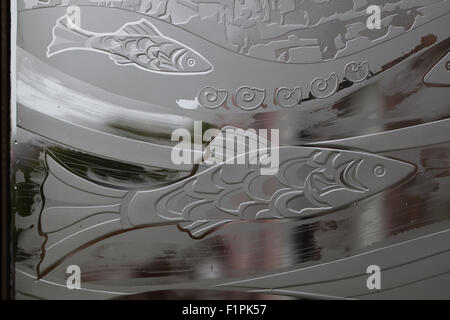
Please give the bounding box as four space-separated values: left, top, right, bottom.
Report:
47 16 90 57
37 153 129 278
178 220 233 239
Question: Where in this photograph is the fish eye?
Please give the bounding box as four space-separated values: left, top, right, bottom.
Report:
373 165 386 177
187 57 196 67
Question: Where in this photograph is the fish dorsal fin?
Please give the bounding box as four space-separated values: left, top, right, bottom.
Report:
117 19 162 37
178 220 232 239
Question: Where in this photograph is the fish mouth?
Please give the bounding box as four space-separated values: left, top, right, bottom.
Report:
191 59 214 75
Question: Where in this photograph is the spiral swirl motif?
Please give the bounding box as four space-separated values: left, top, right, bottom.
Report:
234 86 266 110
198 87 228 109
310 73 339 99
344 61 369 83
275 87 302 108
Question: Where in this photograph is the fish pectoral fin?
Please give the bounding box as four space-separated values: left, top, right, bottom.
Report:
178 220 233 239
109 53 132 65
157 52 180 71
157 51 173 65
117 19 162 37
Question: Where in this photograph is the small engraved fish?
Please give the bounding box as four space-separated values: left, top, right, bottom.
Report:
37 132 415 277
47 15 213 74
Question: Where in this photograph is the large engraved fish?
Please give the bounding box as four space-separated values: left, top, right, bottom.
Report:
37 140 415 277
47 15 213 74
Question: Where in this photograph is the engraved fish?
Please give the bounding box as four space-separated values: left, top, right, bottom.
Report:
47 15 213 74
37 136 415 277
